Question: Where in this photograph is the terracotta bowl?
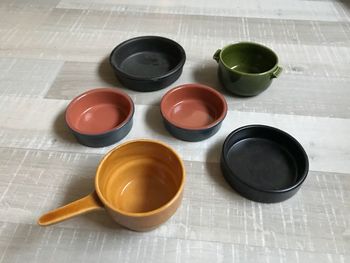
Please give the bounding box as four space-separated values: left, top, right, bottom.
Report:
160 84 227 141
65 88 134 147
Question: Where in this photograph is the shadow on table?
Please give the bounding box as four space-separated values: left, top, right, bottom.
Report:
192 61 242 99
145 102 172 138
337 0 350 10
51 111 119 228
205 137 244 200
98 55 122 87
192 60 269 100
7 180 122 260
38 163 122 229
53 109 76 144
58 168 121 229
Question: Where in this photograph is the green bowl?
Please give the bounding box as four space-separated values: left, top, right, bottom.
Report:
213 42 282 96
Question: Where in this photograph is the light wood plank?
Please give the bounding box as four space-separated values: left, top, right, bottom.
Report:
46 59 350 118
57 0 344 22
0 58 63 97
0 96 350 174
0 0 349 262
1 221 348 262
0 148 349 258
1 8 350 63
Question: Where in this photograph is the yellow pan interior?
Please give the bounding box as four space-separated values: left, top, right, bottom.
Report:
96 140 185 215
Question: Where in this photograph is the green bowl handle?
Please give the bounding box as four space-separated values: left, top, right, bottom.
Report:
272 66 283 78
213 49 221 63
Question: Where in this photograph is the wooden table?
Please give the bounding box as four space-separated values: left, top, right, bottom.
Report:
1 0 349 262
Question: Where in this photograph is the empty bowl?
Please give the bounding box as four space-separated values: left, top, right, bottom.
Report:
65 88 134 147
110 36 186 92
213 42 282 96
221 125 309 203
160 83 227 141
38 139 185 231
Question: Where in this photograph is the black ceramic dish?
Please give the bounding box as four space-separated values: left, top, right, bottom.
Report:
110 36 186 92
221 125 309 203
160 84 227 142
65 88 134 147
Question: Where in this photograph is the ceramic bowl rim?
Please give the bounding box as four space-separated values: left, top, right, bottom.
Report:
95 139 186 217
109 35 186 81
222 124 309 194
160 83 228 131
65 88 134 136
219 41 279 76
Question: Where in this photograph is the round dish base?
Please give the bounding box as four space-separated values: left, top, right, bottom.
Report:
226 138 298 190
168 99 216 128
120 51 174 79
76 104 127 134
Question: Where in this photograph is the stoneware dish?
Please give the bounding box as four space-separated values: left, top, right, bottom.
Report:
160 83 227 141
221 125 309 203
38 139 185 231
65 88 134 147
110 36 186 92
213 42 283 96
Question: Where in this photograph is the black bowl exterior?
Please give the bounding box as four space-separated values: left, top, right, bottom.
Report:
70 118 133 148
220 157 301 203
163 118 223 142
221 125 309 203
110 36 186 92
115 67 183 92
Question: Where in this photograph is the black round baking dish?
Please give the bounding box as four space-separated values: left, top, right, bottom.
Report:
221 125 309 203
109 36 186 92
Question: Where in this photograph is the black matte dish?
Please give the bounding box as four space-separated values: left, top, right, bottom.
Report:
110 36 186 92
221 125 309 203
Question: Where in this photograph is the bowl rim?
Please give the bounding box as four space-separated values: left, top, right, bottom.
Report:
65 88 134 136
221 124 309 194
219 41 279 76
95 139 186 217
109 35 186 81
160 83 228 131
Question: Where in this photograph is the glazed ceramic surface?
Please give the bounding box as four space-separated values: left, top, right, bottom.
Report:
65 88 134 147
110 36 186 91
4 0 350 261
221 125 309 203
160 83 227 141
214 42 282 96
38 140 185 231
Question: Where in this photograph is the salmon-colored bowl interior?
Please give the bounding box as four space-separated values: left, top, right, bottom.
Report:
160 84 227 130
65 88 134 135
96 140 185 215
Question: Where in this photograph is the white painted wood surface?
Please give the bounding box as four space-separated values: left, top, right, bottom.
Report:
0 0 349 262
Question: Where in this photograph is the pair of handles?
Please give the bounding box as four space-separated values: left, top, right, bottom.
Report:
38 192 103 226
213 49 283 78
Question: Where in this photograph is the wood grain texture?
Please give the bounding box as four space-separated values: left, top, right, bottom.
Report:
46 60 350 118
57 0 343 22
0 58 63 97
0 148 349 261
0 0 349 262
1 96 350 173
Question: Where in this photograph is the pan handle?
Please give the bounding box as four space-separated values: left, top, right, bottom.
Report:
38 191 103 226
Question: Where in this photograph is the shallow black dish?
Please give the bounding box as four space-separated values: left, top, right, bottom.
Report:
110 36 186 92
221 125 309 203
